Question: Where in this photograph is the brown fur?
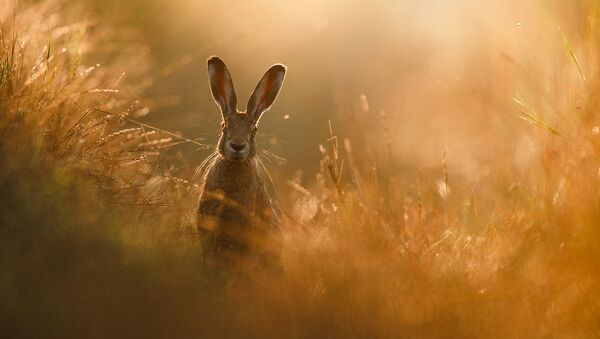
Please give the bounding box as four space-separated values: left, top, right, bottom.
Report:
197 56 286 266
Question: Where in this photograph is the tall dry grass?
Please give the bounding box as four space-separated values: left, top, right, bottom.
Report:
2 0 600 338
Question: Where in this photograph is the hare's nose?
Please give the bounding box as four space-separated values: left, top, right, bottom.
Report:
230 141 247 152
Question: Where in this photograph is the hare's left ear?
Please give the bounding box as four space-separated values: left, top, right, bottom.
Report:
208 56 237 118
246 64 286 122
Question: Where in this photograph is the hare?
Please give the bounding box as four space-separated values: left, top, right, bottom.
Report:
197 56 286 266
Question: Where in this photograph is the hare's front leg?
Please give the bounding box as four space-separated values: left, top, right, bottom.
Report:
255 183 278 228
254 185 282 268
197 195 223 256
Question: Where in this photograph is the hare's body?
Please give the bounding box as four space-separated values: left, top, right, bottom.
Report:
198 156 278 257
197 56 286 265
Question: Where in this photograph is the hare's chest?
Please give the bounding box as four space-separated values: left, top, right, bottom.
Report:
200 160 263 214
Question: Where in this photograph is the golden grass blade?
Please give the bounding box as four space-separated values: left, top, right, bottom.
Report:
559 27 586 82
88 108 208 149
512 95 570 140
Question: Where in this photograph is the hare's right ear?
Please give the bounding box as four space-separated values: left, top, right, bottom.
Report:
207 56 237 117
246 64 286 122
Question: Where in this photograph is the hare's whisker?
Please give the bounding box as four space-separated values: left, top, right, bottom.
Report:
261 149 287 166
193 150 219 182
257 157 278 197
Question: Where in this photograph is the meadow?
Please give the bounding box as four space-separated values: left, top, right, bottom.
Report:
1 0 600 337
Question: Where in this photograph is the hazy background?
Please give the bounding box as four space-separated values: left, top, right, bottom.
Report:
81 0 594 182
3 0 600 337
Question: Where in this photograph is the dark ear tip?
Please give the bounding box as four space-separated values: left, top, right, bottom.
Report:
271 64 287 73
207 56 226 68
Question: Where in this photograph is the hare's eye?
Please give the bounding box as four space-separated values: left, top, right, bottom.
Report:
221 121 227 129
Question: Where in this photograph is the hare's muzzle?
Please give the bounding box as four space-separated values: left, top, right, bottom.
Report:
230 141 247 152
225 136 250 161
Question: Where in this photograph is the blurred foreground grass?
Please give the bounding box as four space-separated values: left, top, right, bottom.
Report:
1 0 600 338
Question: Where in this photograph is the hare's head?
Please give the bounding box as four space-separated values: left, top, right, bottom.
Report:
207 56 286 162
